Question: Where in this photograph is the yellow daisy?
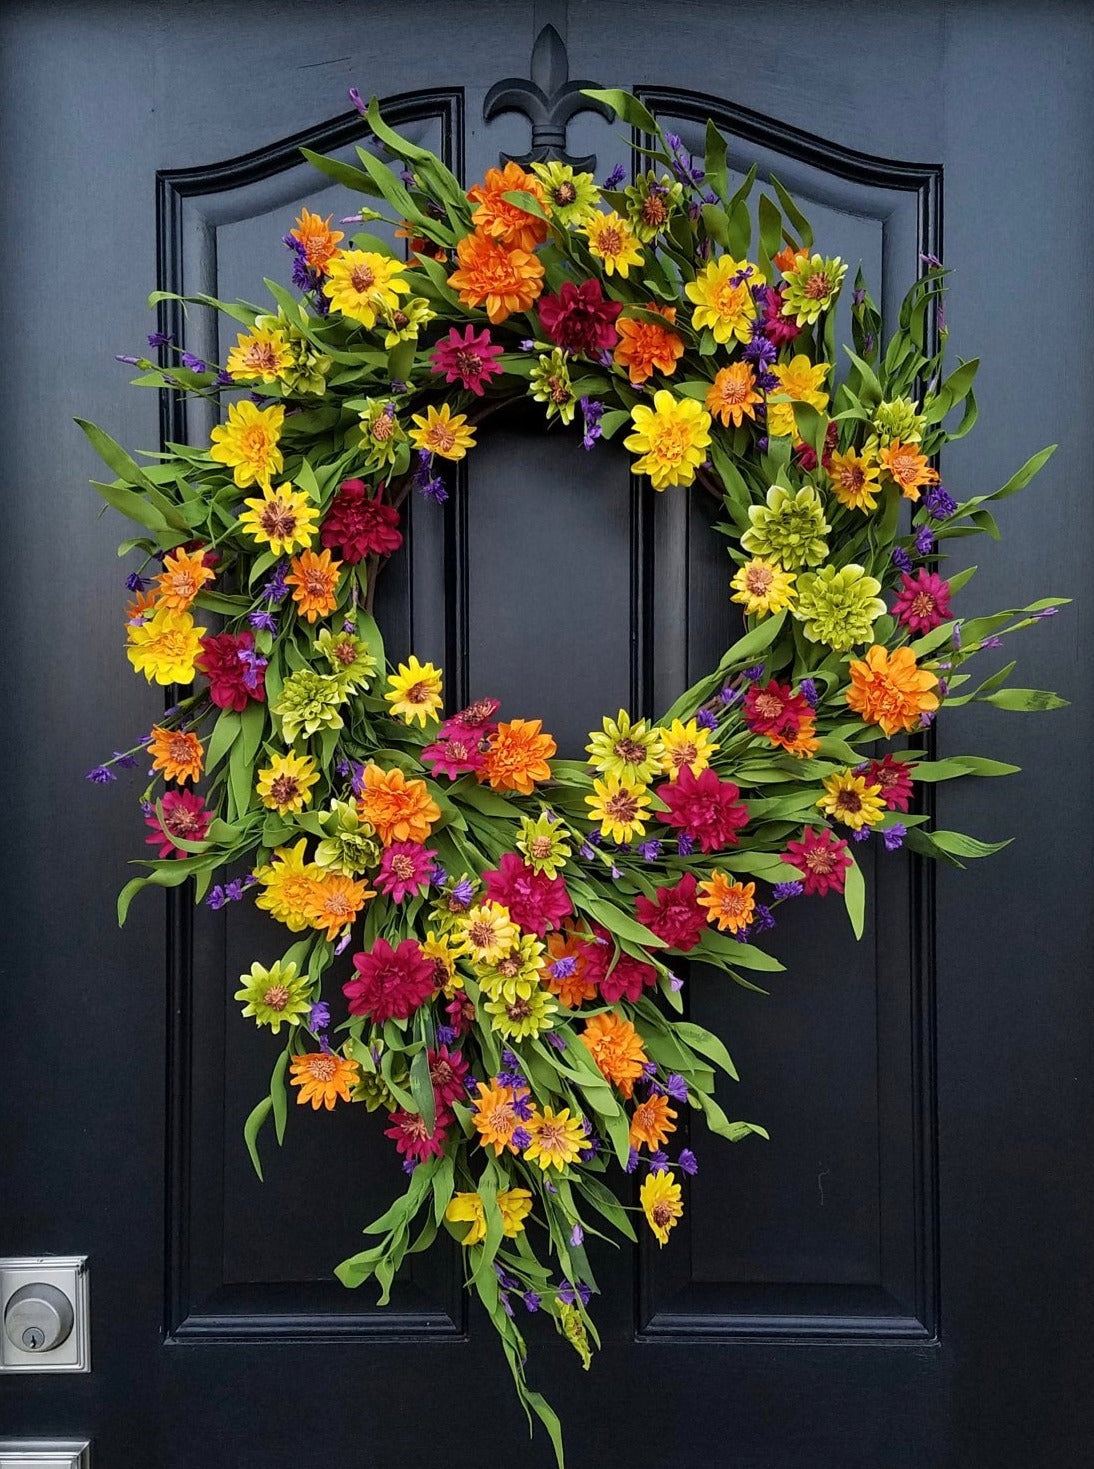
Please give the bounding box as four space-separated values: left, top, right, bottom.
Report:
409 403 476 461
420 929 464 996
458 901 521 966
384 656 443 726
730 557 798 616
255 750 320 814
685 255 762 344
583 211 644 277
585 774 652 843
827 446 882 513
321 249 409 328
238 481 319 556
657 717 719 780
816 770 886 830
445 1192 487 1246
497 1187 534 1238
623 389 712 491
225 325 293 382
126 607 203 686
523 1105 586 1171
766 355 830 440
640 1169 684 1245
209 399 285 490
253 838 323 933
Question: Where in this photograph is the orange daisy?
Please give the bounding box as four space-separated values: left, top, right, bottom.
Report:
307 872 374 941
148 724 204 784
629 1092 677 1152
878 439 940 501
154 547 214 612
467 161 551 251
356 763 441 845
289 207 344 274
846 644 940 736
580 1011 648 1100
706 362 763 427
448 231 545 324
289 1051 359 1110
613 306 684 385
546 930 600 1009
696 873 756 933
471 1080 530 1155
286 548 341 623
481 718 557 794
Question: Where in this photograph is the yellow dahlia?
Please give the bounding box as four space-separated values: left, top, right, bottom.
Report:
409 403 476 461
657 717 719 780
126 607 202 686
730 557 797 617
256 750 320 814
766 355 830 440
585 775 652 843
253 838 324 933
208 400 285 490
322 249 409 328
816 770 886 831
623 389 711 491
238 481 319 556
583 212 644 277
385 656 443 726
225 325 293 382
459 901 520 966
685 255 762 344
640 1169 684 1245
523 1105 585 1171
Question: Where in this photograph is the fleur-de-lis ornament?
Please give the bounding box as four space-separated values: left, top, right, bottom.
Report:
483 24 613 171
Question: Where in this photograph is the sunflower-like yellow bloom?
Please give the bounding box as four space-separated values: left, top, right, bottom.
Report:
523 1105 585 1171
623 389 711 491
225 325 293 382
585 775 652 844
640 1169 684 1245
657 717 719 780
685 255 762 344
583 211 644 277
253 838 323 933
816 770 886 830
238 481 319 556
384 656 443 726
420 929 464 996
126 607 203 686
730 557 798 617
827 446 881 513
322 249 409 328
459 901 521 966
586 709 663 786
409 403 476 461
209 399 285 490
256 750 320 815
766 355 830 440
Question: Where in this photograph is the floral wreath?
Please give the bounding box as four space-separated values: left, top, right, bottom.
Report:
84 87 1065 1460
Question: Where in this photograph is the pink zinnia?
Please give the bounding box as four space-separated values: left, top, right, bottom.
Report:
862 754 916 812
656 765 749 853
599 951 658 1004
892 568 952 634
760 285 800 345
445 992 475 1037
144 789 212 858
430 324 504 396
320 479 402 563
538 278 622 354
428 1044 469 1105
421 734 485 780
384 1105 453 1162
635 872 706 953
482 852 572 935
344 938 437 1023
743 679 809 740
196 630 266 711
376 842 437 903
782 826 853 896
439 697 500 743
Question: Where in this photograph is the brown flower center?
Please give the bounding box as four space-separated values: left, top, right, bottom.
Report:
270 775 300 805
350 264 376 293
746 565 774 594
553 182 577 206
530 835 554 859
651 1202 673 1227
390 854 417 881
613 737 646 765
263 984 290 1011
307 1054 338 1081
260 503 297 537
805 271 831 300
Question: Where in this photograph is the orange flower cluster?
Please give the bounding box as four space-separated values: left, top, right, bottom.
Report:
448 162 548 323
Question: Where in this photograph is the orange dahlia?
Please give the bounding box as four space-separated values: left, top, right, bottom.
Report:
286 548 341 623
706 362 763 427
148 724 204 784
878 439 940 501
448 231 545 324
481 718 557 794
613 306 684 385
154 547 214 611
290 1051 359 1110
356 763 441 845
696 872 756 933
471 1079 529 1155
580 1011 648 1099
307 872 375 941
289 207 344 274
629 1092 677 1151
545 931 599 1008
467 161 551 251
846 644 940 736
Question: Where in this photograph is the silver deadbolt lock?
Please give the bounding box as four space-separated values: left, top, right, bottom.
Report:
3 1283 74 1354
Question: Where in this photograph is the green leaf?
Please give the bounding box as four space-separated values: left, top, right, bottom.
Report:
205 709 241 776
982 687 1068 711
581 87 661 135
580 896 665 948
929 829 1013 859
844 856 866 940
704 119 728 203
672 1021 738 1080
410 1045 437 1132
243 1096 273 1182
769 174 814 249
910 756 1020 781
270 1047 290 1145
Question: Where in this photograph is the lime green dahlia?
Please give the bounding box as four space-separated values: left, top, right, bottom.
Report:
530 348 578 425
234 958 312 1033
314 627 377 693
741 484 831 570
623 171 684 242
272 668 346 744
780 253 848 326
793 564 887 651
313 799 381 876
872 396 926 445
516 811 573 879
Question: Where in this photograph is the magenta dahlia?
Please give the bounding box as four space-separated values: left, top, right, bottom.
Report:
430 324 504 396
482 852 572 935
375 842 437 903
656 765 749 853
538 278 622 354
320 478 402 563
195 630 266 711
144 789 213 858
635 872 706 952
892 568 952 634
344 937 436 1023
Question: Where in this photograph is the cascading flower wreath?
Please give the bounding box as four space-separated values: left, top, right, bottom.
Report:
83 88 1066 1459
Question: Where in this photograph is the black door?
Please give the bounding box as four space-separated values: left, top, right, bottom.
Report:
3 3 1092 1466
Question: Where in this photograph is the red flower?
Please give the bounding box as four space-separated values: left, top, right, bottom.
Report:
861 754 916 812
538 278 623 354
599 951 658 1004
782 826 853 896
428 1044 469 1106
655 765 749 853
320 479 402 563
892 568 952 634
195 630 266 711
743 679 808 739
635 872 706 952
445 992 475 1036
482 852 572 935
430 324 504 396
421 734 486 780
144 789 212 858
344 937 436 1023
384 1106 453 1162
759 285 800 345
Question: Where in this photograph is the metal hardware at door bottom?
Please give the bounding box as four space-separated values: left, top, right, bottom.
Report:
0 1442 90 1469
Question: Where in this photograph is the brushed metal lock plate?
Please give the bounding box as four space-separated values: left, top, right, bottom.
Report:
0 1258 89 1373
0 1442 90 1469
